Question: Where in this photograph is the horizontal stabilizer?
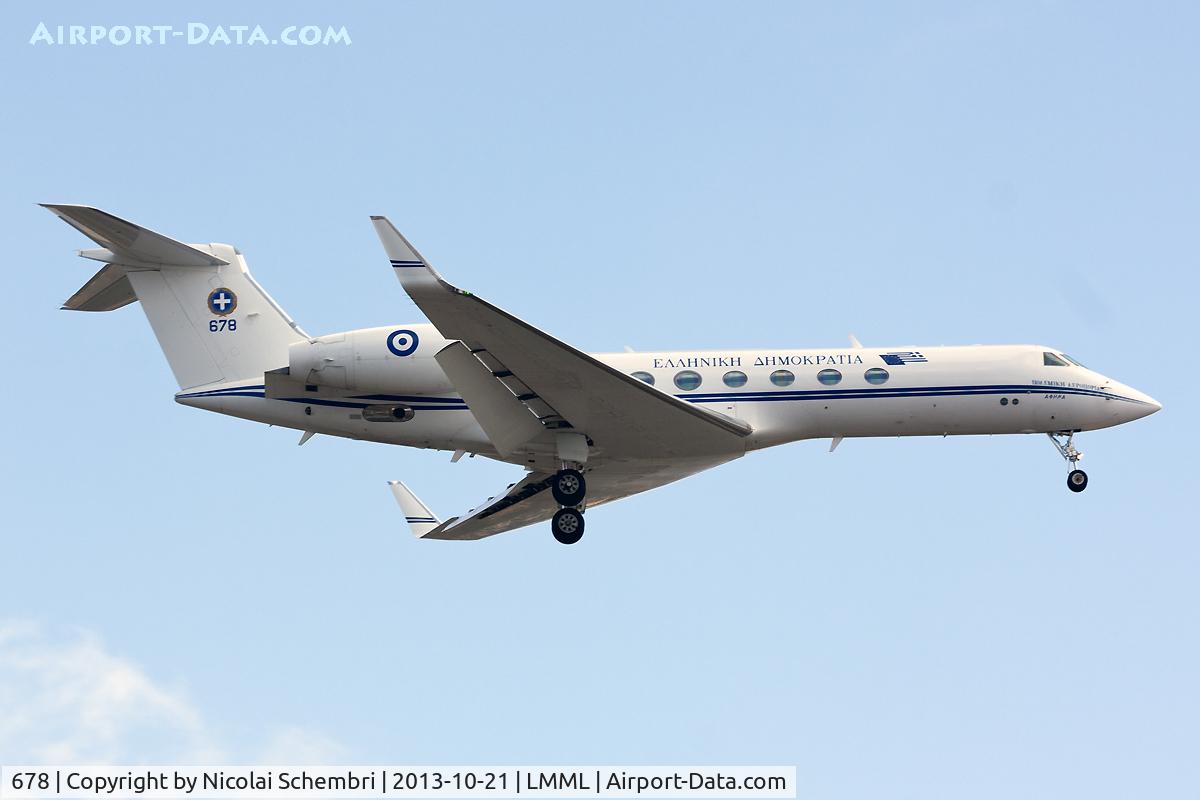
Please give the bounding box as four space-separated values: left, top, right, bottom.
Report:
42 204 228 267
388 480 442 538
62 263 137 311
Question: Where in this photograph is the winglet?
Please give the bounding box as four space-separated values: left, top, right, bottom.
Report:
370 216 448 294
388 480 442 538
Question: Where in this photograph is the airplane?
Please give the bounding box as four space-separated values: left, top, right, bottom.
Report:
46 204 1162 544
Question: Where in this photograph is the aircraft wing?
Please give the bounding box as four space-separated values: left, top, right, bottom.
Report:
370 216 752 462
391 454 736 540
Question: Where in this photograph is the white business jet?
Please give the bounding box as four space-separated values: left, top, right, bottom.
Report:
48 205 1161 544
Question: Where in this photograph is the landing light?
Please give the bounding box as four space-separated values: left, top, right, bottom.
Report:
363 404 415 422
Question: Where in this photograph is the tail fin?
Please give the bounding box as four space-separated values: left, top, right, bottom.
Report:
46 204 307 390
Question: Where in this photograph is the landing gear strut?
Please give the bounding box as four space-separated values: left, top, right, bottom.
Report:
1048 431 1088 493
550 466 587 544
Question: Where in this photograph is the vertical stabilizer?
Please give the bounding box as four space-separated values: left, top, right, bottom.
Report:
46 205 307 389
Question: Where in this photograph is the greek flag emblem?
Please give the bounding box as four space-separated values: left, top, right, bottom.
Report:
879 351 928 365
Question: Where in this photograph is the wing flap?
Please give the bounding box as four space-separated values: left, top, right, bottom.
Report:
422 471 556 541
434 341 547 456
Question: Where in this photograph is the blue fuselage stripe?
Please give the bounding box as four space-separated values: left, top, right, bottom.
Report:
677 383 1149 405
279 397 467 410
177 383 1147 409
352 394 467 404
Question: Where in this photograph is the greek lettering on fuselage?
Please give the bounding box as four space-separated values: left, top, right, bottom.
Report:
1033 379 1105 391
651 354 865 369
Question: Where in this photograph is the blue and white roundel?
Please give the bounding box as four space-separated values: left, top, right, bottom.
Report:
387 328 419 357
207 288 238 316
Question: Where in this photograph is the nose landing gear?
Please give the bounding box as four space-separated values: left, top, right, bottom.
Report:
1048 431 1088 492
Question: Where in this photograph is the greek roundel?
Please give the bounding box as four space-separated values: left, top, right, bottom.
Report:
207 288 238 316
387 328 419 357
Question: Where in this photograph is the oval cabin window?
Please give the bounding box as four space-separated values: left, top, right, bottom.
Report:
723 370 748 388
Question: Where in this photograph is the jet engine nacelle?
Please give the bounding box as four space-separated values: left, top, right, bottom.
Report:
287 323 455 395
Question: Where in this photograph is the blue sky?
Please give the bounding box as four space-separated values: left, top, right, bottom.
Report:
1 1 1197 796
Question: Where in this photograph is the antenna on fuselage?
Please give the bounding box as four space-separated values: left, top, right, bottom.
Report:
848 334 864 348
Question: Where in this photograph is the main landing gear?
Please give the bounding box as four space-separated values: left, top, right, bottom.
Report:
1048 431 1088 493
552 507 584 545
551 468 586 506
550 468 587 544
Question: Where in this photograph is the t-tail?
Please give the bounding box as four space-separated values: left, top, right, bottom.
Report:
45 204 306 390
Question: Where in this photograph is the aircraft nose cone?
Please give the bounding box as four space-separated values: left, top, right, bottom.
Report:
1098 377 1160 424
1122 387 1161 421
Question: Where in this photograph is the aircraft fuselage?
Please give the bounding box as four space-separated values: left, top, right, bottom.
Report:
176 325 1160 463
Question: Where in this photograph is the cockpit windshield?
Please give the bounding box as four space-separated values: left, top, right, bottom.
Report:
1060 354 1086 367
1043 352 1069 367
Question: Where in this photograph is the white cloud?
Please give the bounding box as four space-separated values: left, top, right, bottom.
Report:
0 621 344 764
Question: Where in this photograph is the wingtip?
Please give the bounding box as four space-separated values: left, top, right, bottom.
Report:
371 216 436 274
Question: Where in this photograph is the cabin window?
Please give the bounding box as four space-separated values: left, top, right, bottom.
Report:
1043 352 1069 367
864 367 889 385
817 369 842 386
770 369 795 387
631 371 655 385
674 370 702 391
723 370 748 388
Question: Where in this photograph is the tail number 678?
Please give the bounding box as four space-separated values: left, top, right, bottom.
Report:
209 318 238 332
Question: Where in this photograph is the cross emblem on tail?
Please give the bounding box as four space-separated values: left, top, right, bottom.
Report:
207 288 237 316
